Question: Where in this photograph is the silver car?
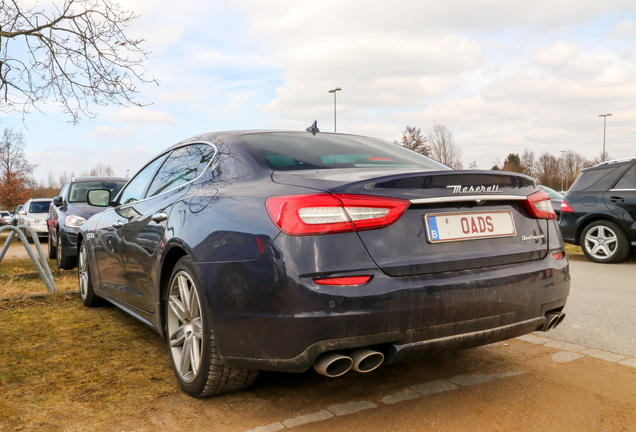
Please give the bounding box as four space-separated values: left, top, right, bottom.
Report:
17 198 53 239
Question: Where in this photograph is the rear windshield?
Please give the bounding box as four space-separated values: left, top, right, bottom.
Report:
29 201 51 213
242 133 450 171
69 180 127 203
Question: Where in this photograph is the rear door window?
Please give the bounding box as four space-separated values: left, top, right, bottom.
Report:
146 143 216 198
612 166 636 190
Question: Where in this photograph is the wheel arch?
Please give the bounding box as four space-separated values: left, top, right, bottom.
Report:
158 245 189 337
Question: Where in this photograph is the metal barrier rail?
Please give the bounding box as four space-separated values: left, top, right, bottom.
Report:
0 225 57 294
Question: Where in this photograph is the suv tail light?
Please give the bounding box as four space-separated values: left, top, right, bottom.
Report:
560 199 574 213
522 190 557 220
266 194 410 236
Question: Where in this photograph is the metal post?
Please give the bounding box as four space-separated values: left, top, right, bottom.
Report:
328 87 342 132
599 113 612 162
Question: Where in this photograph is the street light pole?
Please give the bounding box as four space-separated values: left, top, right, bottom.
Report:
328 87 341 132
599 113 612 162
560 150 566 191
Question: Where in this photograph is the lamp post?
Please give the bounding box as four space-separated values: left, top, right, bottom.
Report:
599 113 612 162
559 150 566 192
328 87 341 132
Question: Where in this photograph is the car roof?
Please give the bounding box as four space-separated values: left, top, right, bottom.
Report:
70 176 128 183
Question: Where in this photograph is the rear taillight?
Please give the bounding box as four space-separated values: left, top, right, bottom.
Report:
266 194 410 236
523 190 557 220
560 200 574 213
314 275 372 286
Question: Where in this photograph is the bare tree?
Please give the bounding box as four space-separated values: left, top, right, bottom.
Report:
0 0 157 123
0 127 37 209
394 125 430 156
428 123 462 169
520 148 536 178
535 153 561 189
81 161 115 176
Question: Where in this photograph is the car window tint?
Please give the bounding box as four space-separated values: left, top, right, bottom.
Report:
613 165 636 190
146 144 215 198
569 167 617 191
118 154 169 205
29 201 51 213
242 133 450 171
69 180 127 203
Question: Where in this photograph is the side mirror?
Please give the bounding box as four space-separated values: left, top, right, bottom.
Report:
53 196 64 207
86 189 112 207
18 210 26 215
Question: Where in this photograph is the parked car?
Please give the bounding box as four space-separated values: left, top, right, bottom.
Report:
47 176 127 269
538 185 564 219
0 211 11 226
78 129 570 397
560 157 636 263
17 198 53 240
11 205 23 226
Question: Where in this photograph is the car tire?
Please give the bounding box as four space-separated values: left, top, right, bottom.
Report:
166 256 258 397
56 231 74 270
78 241 103 307
48 231 57 259
580 220 630 263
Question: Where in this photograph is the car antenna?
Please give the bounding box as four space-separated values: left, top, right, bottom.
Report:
305 120 320 135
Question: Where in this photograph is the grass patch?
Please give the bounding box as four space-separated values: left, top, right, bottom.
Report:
0 294 177 431
0 258 78 297
564 244 583 259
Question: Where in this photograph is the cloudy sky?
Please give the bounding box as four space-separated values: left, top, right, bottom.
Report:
3 0 636 184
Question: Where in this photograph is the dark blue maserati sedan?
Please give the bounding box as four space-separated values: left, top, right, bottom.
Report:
77 129 570 397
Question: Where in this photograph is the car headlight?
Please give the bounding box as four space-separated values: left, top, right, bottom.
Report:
28 219 46 225
65 215 87 228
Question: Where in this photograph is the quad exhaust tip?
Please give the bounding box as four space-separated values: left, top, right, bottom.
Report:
542 311 566 331
313 349 385 377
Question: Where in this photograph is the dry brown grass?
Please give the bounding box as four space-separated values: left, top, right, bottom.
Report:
0 294 177 431
0 251 178 431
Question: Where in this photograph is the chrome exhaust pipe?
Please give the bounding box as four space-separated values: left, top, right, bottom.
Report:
542 312 566 331
350 348 384 373
313 353 353 378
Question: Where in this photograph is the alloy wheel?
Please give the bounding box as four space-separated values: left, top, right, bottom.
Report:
167 270 203 384
583 225 618 259
78 243 89 301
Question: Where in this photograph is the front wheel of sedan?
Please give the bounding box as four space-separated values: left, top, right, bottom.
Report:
56 231 74 270
47 231 57 259
166 257 258 397
580 220 630 263
78 241 103 307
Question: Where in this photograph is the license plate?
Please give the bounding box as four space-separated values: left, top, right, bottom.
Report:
425 211 516 243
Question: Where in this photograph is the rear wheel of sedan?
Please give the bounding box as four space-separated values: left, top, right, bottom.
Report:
166 256 258 397
580 220 630 263
78 241 102 307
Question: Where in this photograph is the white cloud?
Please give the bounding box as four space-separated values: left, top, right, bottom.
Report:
111 107 178 125
88 125 134 140
608 20 636 38
531 42 581 67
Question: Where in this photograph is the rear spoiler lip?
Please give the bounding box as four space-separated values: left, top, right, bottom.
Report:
410 195 527 204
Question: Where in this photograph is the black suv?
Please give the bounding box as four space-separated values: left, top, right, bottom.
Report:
559 157 636 263
48 176 127 269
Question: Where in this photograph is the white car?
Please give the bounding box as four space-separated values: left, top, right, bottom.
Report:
18 198 53 239
0 211 11 225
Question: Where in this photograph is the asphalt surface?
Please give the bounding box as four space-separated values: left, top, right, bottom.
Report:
539 257 636 357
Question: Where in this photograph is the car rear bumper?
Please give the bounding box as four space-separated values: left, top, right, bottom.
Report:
201 252 570 373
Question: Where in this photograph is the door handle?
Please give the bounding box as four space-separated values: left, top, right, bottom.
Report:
610 196 625 203
112 221 124 228
151 212 168 222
